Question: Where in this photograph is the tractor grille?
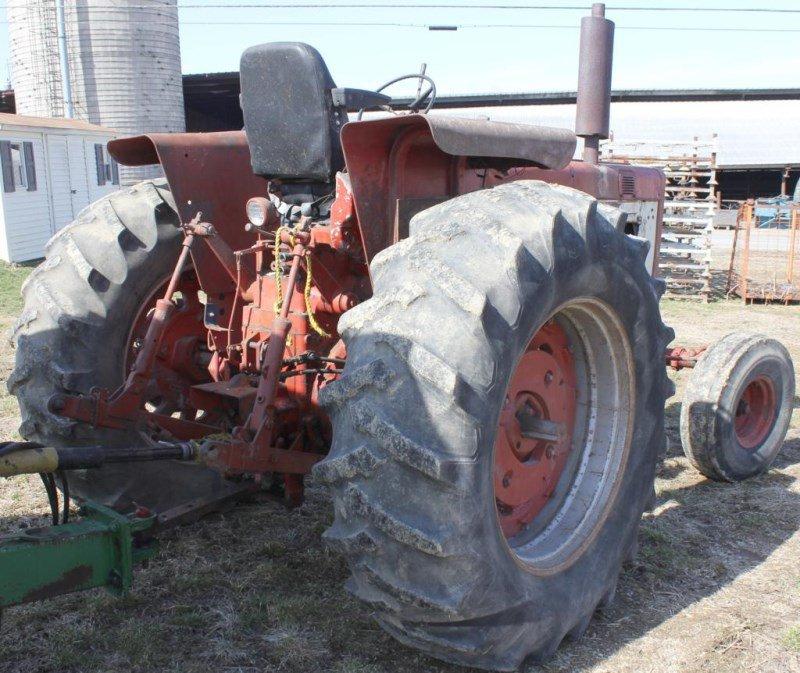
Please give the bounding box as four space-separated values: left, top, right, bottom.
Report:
619 173 637 197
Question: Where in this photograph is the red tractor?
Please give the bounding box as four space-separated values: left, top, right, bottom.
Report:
2 4 794 670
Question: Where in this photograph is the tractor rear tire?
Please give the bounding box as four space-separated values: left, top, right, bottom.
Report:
315 181 673 670
680 332 794 482
8 179 229 511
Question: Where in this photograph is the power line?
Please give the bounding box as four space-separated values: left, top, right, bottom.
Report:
182 21 800 31
158 3 800 13
174 3 800 10
195 23 800 32
2 18 799 32
2 3 800 13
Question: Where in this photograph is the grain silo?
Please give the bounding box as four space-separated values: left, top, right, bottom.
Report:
7 0 185 184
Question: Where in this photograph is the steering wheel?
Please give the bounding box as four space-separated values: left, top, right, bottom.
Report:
357 73 437 121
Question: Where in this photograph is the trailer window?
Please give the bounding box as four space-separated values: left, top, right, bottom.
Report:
0 141 37 192
10 145 25 189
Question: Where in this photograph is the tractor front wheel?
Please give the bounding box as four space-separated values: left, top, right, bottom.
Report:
316 181 673 670
680 332 794 481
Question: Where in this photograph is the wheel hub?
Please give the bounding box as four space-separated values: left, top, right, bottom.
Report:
494 321 577 539
734 376 777 449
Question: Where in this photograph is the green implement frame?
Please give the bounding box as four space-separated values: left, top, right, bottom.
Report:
0 502 156 609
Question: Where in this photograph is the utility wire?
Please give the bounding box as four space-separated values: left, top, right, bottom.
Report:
182 22 800 32
2 2 800 12
6 19 794 32
3 3 798 31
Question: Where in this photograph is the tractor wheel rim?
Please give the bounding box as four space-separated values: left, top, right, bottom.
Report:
124 267 204 415
494 320 577 539
493 299 634 571
734 376 777 450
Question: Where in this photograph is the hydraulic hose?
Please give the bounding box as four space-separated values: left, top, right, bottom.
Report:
0 445 59 477
0 442 195 478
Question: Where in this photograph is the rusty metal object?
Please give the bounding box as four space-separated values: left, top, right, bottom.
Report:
108 131 267 315
126 224 196 392
107 131 263 234
342 114 662 265
154 482 258 529
422 115 576 171
60 124 663 495
510 161 664 202
183 219 255 295
50 223 219 440
665 345 708 370
575 3 614 164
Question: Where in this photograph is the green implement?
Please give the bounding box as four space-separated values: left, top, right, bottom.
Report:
0 502 156 609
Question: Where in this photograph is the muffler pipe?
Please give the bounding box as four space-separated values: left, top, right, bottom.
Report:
575 3 615 164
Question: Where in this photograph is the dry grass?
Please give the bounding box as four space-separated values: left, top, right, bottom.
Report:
1 263 800 672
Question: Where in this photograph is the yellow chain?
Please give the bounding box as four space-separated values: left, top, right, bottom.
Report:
272 227 284 314
304 252 330 338
273 225 329 338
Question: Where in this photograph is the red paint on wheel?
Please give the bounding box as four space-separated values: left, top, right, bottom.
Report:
734 377 777 450
494 321 578 539
125 269 207 413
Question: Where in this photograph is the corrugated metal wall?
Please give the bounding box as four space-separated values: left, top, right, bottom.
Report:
7 0 185 185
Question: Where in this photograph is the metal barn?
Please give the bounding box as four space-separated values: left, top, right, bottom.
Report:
0 113 119 262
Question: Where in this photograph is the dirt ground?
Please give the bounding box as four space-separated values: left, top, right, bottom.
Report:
1 265 800 672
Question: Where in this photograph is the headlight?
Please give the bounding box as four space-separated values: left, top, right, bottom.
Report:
246 197 271 228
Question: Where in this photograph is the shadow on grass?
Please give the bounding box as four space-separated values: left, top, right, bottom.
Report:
546 399 800 672
2 400 798 673
1 366 798 673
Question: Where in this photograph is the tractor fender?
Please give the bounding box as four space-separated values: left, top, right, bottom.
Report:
108 131 267 298
342 115 571 265
108 131 265 244
421 115 577 170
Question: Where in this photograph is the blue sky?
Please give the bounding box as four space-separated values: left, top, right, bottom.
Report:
1 0 799 95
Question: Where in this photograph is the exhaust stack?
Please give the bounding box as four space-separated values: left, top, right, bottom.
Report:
575 3 615 164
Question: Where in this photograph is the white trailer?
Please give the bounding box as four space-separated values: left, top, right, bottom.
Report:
0 113 119 262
